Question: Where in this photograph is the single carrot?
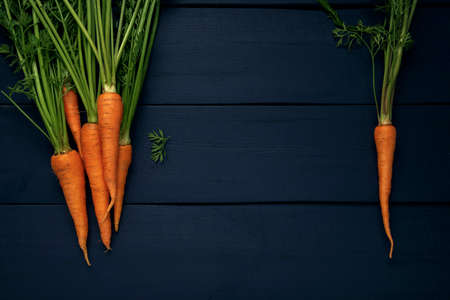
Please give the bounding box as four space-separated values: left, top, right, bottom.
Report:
81 123 112 249
113 0 160 230
98 92 123 213
51 150 91 266
114 144 132 232
374 124 396 259
63 88 82 156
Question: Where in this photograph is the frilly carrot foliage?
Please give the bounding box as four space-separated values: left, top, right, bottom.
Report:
148 129 170 163
318 0 418 125
0 0 69 153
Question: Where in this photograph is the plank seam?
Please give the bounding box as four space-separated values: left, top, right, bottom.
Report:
162 3 450 9
2 102 450 107
1 201 449 206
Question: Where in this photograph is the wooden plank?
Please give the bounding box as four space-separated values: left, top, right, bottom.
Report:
1 105 449 204
1 8 449 105
165 0 450 5
134 7 450 105
1 204 449 299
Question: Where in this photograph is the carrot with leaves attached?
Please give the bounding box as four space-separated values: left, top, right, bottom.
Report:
318 0 418 258
114 0 160 231
0 1 90 264
31 0 112 249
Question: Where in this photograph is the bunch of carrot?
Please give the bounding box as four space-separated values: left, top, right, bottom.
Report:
319 0 418 258
1 0 160 265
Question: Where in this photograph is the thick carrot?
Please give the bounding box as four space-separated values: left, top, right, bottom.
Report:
114 144 132 232
374 124 396 259
51 150 90 266
98 92 123 213
63 88 82 156
81 123 112 250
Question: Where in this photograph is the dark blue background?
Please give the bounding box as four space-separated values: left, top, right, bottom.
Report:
1 0 450 299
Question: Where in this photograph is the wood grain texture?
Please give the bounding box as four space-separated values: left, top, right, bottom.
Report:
1 204 450 299
1 8 449 105
165 0 450 6
122 7 450 105
0 3 448 297
1 105 449 204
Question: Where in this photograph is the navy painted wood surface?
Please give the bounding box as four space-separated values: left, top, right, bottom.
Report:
2 7 450 105
166 0 450 5
144 7 450 104
1 0 450 299
1 105 450 204
1 205 450 299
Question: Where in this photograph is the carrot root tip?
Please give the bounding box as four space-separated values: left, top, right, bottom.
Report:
81 246 91 266
106 198 115 214
114 223 119 232
389 241 394 259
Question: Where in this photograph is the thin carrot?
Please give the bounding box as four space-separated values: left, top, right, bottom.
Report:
51 150 91 265
63 87 82 155
114 144 132 232
319 0 417 258
114 0 160 230
98 92 123 213
81 123 112 249
374 124 396 259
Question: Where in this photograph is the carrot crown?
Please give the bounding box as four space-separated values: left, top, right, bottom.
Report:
318 0 418 125
0 1 71 154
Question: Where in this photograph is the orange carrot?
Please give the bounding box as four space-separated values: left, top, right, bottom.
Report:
63 88 82 155
81 123 112 249
114 144 132 232
374 124 396 259
97 92 123 213
51 150 90 266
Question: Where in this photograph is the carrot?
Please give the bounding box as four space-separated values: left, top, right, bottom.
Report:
51 150 91 266
98 92 123 213
81 123 112 249
374 124 396 259
114 144 132 232
114 0 160 230
63 88 82 155
319 0 417 258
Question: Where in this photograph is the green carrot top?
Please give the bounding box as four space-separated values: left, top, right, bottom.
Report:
318 0 418 124
0 0 71 154
30 0 100 123
117 0 160 145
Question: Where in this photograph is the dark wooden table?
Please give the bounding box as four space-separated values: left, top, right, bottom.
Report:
1 0 450 299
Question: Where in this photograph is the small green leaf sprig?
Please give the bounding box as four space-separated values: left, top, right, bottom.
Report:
148 129 170 163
